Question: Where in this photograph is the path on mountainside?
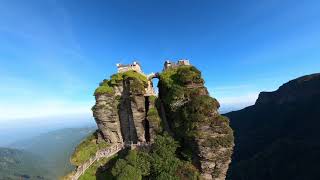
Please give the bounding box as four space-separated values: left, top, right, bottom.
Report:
70 143 124 180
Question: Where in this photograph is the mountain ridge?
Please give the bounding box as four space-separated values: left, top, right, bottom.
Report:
225 73 320 180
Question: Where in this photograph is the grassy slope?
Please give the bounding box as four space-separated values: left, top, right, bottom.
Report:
70 131 109 166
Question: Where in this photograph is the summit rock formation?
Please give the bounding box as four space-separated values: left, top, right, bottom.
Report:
78 60 234 180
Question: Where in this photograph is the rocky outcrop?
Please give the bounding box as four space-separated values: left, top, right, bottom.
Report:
91 62 234 180
93 72 155 145
92 94 122 144
158 65 234 180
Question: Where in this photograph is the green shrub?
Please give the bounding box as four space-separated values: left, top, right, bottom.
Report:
112 150 150 179
111 150 146 180
94 79 114 95
110 134 195 180
112 159 128 177
109 73 124 85
122 70 148 87
165 95 221 139
136 152 152 176
95 70 148 96
155 172 179 180
79 156 115 180
174 66 204 85
150 134 182 178
147 108 162 132
125 150 138 167
94 84 114 95
149 95 157 104
187 95 220 115
117 164 142 180
159 68 178 88
129 78 146 94
152 133 180 157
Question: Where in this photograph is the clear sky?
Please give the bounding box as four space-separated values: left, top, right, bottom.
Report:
1 0 320 121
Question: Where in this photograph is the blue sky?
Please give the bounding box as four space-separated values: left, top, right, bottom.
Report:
0 0 320 121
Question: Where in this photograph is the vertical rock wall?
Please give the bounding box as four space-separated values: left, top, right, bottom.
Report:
130 95 147 142
92 94 122 144
93 75 154 145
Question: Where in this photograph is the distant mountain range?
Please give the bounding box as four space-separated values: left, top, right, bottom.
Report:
0 147 49 180
0 116 95 146
1 127 95 180
226 73 320 180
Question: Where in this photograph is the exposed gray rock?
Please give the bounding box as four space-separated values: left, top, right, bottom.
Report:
92 94 122 144
93 77 151 145
130 95 146 142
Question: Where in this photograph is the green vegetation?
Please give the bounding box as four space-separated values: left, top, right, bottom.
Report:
160 65 223 124
109 73 124 85
70 131 109 166
173 95 227 139
111 150 147 180
95 70 148 96
147 107 162 132
159 65 234 157
111 134 200 180
174 66 204 85
94 79 114 95
121 70 148 86
129 78 146 94
159 66 206 111
160 66 204 88
159 67 178 88
187 95 220 115
89 64 234 180
149 95 157 104
0 147 52 180
109 70 148 86
208 115 233 135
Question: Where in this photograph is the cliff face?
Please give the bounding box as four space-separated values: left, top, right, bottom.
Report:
226 73 320 180
92 93 122 143
119 78 146 143
92 71 158 145
158 66 234 180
